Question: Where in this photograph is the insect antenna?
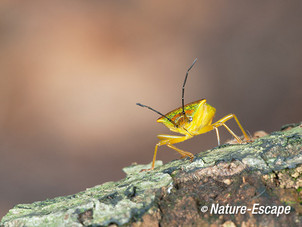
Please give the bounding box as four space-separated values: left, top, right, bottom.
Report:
182 58 197 120
136 103 178 127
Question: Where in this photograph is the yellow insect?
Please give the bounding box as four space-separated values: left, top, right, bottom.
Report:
137 59 250 170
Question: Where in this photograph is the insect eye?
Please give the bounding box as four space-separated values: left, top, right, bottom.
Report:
188 116 193 122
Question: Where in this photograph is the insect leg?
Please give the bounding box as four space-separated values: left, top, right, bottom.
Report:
167 144 194 160
150 135 193 170
214 127 220 146
212 114 250 142
151 143 159 170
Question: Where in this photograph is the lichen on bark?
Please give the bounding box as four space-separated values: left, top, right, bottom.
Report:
1 123 301 227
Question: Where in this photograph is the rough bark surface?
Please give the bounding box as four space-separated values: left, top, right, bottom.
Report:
1 123 302 227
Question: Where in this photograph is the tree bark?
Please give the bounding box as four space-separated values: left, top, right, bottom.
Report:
1 123 302 227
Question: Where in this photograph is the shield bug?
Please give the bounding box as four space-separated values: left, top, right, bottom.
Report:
137 59 250 170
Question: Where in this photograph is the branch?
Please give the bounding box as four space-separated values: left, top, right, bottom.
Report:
1 123 302 226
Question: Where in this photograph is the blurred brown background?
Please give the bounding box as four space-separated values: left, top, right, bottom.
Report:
0 1 301 218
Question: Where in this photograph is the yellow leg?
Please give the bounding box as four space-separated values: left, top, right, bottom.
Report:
151 134 193 170
212 114 250 142
214 127 220 146
151 144 159 170
222 123 242 143
167 144 194 160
